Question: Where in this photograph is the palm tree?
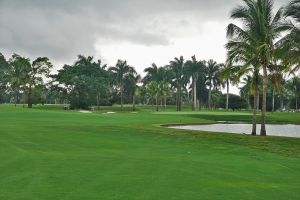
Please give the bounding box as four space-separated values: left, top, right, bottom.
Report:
219 62 240 111
169 56 186 111
143 63 159 84
226 36 262 135
157 67 173 111
240 75 253 110
269 70 284 112
205 59 220 110
157 81 171 111
227 0 290 136
143 63 170 110
281 0 300 73
288 76 300 110
126 69 141 111
184 55 205 111
146 81 158 111
109 60 134 111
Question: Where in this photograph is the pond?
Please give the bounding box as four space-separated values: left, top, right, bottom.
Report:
169 123 300 138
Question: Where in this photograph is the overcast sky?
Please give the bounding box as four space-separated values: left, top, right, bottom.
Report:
0 0 288 93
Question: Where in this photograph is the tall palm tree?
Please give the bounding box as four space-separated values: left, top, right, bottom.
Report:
226 36 262 135
269 70 284 112
184 55 205 111
288 76 300 110
126 69 141 111
109 60 134 111
146 81 158 111
157 67 173 111
205 59 220 110
219 62 240 111
227 0 290 136
143 63 172 111
169 56 186 111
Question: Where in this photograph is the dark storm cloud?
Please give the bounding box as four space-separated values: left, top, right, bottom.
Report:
0 0 289 62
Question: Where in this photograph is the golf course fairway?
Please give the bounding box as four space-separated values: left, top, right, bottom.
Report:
0 105 300 200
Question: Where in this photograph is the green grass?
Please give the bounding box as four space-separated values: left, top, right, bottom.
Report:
0 104 300 200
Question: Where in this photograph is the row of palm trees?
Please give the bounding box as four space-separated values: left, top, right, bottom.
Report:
224 0 300 136
141 57 223 112
107 56 223 112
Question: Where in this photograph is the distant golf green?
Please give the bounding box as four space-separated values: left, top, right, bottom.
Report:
1 105 300 200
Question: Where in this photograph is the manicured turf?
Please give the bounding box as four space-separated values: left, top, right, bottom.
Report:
0 105 300 200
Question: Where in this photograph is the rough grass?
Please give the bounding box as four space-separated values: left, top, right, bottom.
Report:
0 104 300 200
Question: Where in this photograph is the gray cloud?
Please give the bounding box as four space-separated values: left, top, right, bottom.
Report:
0 0 290 64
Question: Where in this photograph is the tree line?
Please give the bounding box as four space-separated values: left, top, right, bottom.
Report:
0 0 299 136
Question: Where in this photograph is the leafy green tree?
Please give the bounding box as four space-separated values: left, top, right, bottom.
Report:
54 55 109 109
0 53 9 103
26 57 52 108
8 54 31 106
217 93 247 111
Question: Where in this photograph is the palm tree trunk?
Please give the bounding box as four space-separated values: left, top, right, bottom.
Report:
296 97 298 111
120 84 123 111
257 92 260 112
164 95 167 111
156 95 158 112
280 96 284 111
226 80 229 111
97 93 100 110
272 88 275 113
133 93 135 111
193 78 197 111
14 89 18 107
152 96 154 111
178 85 182 111
176 85 180 111
208 84 212 110
28 84 32 108
260 66 267 136
251 81 258 135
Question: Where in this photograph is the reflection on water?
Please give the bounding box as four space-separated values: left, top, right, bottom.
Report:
169 124 300 138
